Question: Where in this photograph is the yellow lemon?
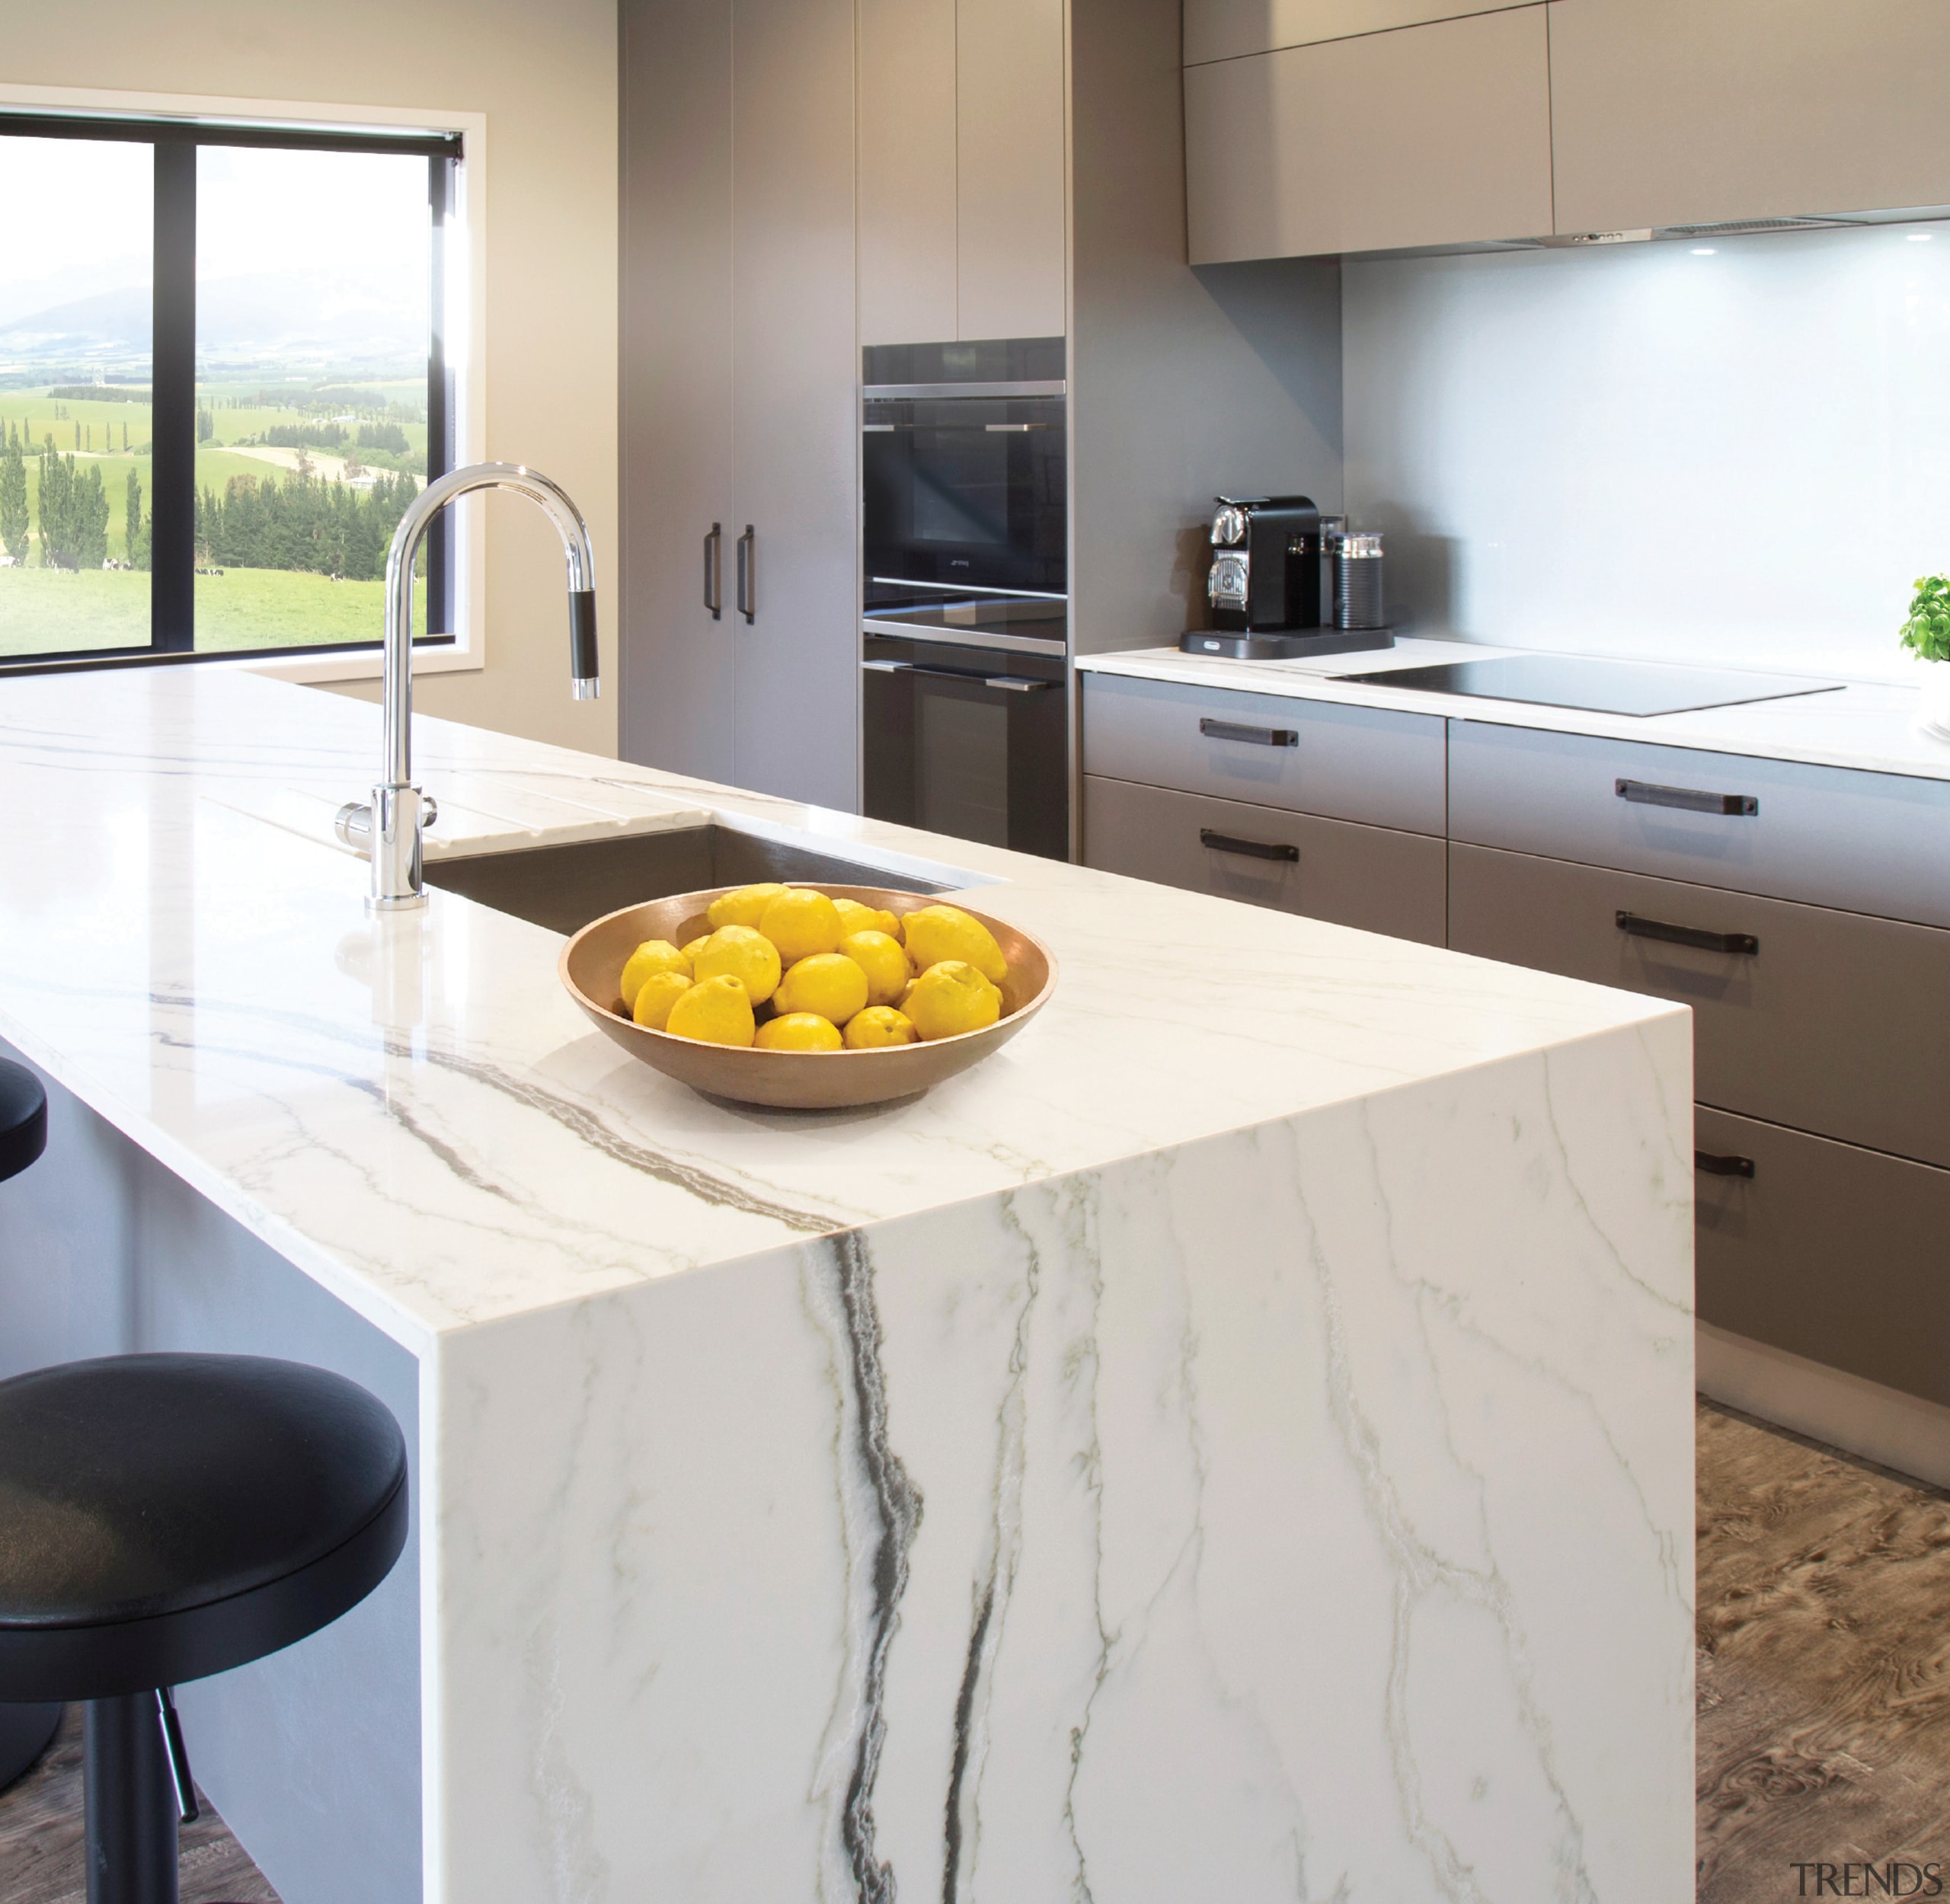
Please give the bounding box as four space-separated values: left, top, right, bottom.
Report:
839 929 912 1008
833 898 903 942
844 1006 919 1049
619 938 691 1012
692 925 782 1005
759 888 846 963
665 975 756 1046
756 1012 844 1052
708 883 788 931
631 968 693 1031
775 952 870 1026
903 960 1002 1041
681 934 712 966
901 904 1008 985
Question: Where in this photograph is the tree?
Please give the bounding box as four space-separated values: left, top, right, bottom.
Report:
0 430 27 564
35 443 107 570
125 470 149 570
74 465 109 569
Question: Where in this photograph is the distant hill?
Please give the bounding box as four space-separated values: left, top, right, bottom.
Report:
0 273 427 375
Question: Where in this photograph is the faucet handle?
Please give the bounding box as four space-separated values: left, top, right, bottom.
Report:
570 589 599 699
336 795 436 852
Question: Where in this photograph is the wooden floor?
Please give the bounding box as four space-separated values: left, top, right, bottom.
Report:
2 1400 1945 1901
0 1708 279 1904
1698 1399 1950 1902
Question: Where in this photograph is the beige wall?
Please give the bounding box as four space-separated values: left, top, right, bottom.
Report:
5 0 621 756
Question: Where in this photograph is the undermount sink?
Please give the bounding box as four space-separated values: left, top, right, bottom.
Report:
422 823 961 936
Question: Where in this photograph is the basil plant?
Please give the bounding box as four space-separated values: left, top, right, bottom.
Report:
1900 574 1950 663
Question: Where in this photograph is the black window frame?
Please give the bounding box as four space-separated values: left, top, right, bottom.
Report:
0 110 462 676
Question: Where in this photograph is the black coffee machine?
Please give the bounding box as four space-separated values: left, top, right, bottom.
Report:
1186 495 1394 660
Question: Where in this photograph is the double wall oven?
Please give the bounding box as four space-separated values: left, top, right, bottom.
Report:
861 339 1069 862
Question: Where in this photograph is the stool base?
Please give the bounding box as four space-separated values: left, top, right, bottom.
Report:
84 1695 178 1904
0 1700 62 1794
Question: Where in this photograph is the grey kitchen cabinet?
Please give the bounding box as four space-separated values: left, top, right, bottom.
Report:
956 0 1068 342
619 0 861 813
1081 672 1446 835
1185 0 1526 65
858 0 958 350
1446 714 1950 1410
1448 842 1950 1171
1448 722 1950 930
1085 775 1447 944
1695 1107 1950 1411
619 0 735 785
1184 6 1553 264
857 0 1068 347
1550 0 1950 236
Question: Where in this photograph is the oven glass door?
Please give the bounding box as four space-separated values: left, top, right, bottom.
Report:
862 635 1068 861
863 396 1066 600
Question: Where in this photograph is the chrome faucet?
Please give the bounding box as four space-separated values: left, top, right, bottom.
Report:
337 462 599 910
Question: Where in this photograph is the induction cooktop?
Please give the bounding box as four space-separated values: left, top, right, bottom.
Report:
1334 653 1843 717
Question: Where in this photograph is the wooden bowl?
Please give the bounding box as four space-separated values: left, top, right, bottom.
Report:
559 884 1057 1110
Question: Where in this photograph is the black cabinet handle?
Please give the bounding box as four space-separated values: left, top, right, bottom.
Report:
1616 778 1758 817
735 525 755 625
1200 829 1299 863
1616 911 1759 956
1200 717 1297 747
858 658 1052 695
703 523 722 621
1695 1151 1755 1179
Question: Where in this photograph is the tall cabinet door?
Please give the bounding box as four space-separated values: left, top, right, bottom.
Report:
858 0 958 348
730 0 862 813
619 0 737 784
957 0 1069 340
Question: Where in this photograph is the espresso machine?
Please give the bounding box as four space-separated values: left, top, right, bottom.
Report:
1182 496 1395 660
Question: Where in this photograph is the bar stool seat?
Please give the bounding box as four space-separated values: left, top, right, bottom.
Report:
0 1058 46 1184
0 1056 56 1796
0 1353 408 1902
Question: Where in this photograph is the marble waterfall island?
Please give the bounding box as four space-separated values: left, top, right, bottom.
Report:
0 667 1695 1903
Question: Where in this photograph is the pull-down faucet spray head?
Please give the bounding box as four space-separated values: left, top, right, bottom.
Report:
337 462 599 910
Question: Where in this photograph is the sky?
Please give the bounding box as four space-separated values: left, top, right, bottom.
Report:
0 134 430 364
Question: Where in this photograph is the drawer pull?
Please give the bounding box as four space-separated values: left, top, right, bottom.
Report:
1695 1150 1756 1179
1616 911 1759 956
1200 717 1297 748
1200 829 1299 863
1616 777 1758 817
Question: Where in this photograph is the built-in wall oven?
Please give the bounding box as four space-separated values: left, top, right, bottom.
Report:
862 338 1070 860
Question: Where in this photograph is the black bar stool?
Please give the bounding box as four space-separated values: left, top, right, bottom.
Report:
0 1352 408 1904
0 1056 58 1797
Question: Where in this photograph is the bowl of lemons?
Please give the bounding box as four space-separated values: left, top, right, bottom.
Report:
559 882 1057 1109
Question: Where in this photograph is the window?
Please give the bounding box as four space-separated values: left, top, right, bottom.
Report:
0 114 459 669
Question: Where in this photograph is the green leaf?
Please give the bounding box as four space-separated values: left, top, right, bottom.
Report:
1900 573 1950 663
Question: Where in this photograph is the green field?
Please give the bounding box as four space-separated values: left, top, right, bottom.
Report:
0 567 426 660
0 382 428 567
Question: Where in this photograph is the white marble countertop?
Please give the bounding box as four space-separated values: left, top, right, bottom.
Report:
0 663 1677 1353
0 663 1700 1902
1079 636 1950 781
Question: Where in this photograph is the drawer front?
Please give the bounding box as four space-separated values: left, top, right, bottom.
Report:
1083 775 1447 944
1695 1108 1950 1409
1448 720 1950 928
1082 672 1446 835
1449 842 1950 1169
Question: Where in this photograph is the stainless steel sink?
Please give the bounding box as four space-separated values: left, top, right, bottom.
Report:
423 823 957 935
